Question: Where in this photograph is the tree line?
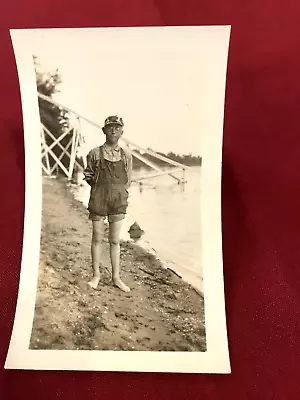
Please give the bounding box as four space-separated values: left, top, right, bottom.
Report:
34 56 76 173
132 151 202 169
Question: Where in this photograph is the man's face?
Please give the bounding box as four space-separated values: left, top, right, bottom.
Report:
104 124 123 144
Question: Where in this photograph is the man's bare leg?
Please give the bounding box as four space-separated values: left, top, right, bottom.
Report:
89 219 105 289
109 219 130 292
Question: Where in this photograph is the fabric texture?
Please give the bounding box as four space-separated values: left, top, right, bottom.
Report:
103 143 123 162
88 213 126 223
88 161 129 217
1 1 300 399
86 145 129 216
84 144 132 189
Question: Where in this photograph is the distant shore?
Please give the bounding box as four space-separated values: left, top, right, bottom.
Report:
30 177 206 351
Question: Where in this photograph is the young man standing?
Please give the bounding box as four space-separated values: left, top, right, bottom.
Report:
83 115 132 293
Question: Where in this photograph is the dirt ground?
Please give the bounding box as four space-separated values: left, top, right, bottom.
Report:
29 177 206 351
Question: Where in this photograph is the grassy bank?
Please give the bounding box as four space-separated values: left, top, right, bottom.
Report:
29 177 206 351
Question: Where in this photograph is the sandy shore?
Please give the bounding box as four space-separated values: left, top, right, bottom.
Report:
29 177 206 351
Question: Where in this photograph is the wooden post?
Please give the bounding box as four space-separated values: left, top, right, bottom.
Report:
68 128 80 180
40 126 51 175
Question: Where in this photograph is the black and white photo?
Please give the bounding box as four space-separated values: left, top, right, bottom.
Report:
6 26 230 373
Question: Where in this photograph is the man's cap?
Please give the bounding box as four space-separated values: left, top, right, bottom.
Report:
103 115 124 127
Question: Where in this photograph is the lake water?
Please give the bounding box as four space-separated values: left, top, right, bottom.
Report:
71 166 203 292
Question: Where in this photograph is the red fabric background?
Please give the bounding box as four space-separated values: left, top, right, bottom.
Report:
1 1 300 399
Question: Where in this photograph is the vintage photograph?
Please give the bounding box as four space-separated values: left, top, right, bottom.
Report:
6 27 230 372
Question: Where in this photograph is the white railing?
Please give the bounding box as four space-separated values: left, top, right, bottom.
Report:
38 92 188 183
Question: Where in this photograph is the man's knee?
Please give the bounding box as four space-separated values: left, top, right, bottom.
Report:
92 222 104 244
109 237 120 246
92 233 102 244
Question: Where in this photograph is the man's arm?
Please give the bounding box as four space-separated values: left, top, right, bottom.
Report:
125 150 133 189
83 150 96 186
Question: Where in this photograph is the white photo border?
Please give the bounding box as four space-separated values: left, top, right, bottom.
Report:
5 26 231 373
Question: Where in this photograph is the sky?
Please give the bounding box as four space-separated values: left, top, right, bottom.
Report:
30 27 224 157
